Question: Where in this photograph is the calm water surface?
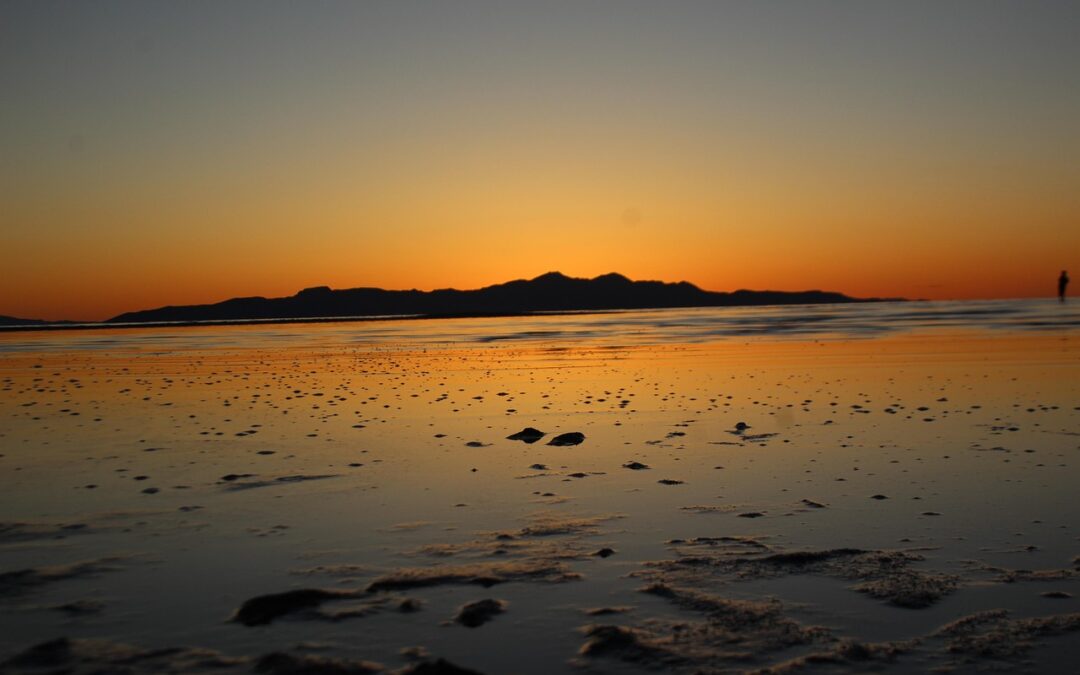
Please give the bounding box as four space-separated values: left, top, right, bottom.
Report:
1 300 1078 674
2 299 1079 354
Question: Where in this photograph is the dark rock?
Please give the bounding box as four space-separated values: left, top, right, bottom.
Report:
220 473 255 482
454 599 506 628
399 659 484 675
231 589 359 626
507 428 546 443
548 432 585 446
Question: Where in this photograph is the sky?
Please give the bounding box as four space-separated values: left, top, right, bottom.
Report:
2 1 1078 321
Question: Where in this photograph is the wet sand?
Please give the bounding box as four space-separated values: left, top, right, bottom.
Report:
1 321 1078 673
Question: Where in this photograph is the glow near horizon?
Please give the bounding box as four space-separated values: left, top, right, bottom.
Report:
2 1 1078 321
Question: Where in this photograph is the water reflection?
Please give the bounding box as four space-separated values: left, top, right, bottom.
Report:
1 298 1078 354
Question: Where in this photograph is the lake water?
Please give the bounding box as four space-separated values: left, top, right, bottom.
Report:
1 301 1078 674
3 298 1079 355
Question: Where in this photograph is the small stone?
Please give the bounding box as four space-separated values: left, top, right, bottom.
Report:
548 432 585 446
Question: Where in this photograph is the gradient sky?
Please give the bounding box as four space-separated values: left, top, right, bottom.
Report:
2 1 1078 320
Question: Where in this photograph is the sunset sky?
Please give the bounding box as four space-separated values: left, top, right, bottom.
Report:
3 1 1078 321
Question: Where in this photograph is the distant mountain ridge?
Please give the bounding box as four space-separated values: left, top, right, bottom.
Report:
107 272 894 324
0 315 51 327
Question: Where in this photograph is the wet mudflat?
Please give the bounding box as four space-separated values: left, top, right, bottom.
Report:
0 312 1078 674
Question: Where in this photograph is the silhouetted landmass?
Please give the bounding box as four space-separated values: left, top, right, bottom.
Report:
0 315 52 327
107 272 895 324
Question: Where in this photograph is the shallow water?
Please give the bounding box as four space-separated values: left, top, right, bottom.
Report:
3 298 1079 354
1 305 1078 674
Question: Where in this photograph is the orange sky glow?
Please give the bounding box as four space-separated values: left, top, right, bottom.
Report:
2 2 1077 321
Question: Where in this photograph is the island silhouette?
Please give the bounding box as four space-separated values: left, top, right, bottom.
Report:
101 272 896 325
0 315 52 327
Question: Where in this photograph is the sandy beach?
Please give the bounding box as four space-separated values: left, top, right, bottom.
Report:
1 304 1078 674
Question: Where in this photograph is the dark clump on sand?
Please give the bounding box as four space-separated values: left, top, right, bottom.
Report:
0 558 123 598
27 638 483 675
638 542 958 609
578 625 679 666
0 637 247 674
51 599 105 616
933 609 1080 661
231 589 362 626
758 549 866 566
547 432 585 446
0 636 414 675
453 598 506 627
622 461 649 470
579 583 828 670
254 652 384 674
220 474 338 491
398 658 485 675
219 473 256 482
0 521 95 543
515 512 622 537
366 560 581 592
749 639 914 674
506 427 546 443
981 564 1079 584
584 606 632 616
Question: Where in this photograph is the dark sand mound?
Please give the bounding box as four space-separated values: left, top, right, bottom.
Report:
453 598 506 628
220 474 339 491
0 558 126 598
933 609 1080 661
579 583 829 669
1 637 246 674
230 589 421 626
1 637 482 674
231 589 365 626
515 512 622 537
506 427 546 443
366 560 581 592
547 432 585 446
397 658 484 674
638 541 958 609
253 652 384 674
747 640 914 674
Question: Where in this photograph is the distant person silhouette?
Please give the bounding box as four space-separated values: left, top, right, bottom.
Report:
1059 270 1069 302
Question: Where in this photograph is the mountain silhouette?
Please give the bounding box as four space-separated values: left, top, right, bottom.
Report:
107 272 894 324
0 315 51 327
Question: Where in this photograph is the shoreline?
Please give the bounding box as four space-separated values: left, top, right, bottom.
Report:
0 300 897 334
